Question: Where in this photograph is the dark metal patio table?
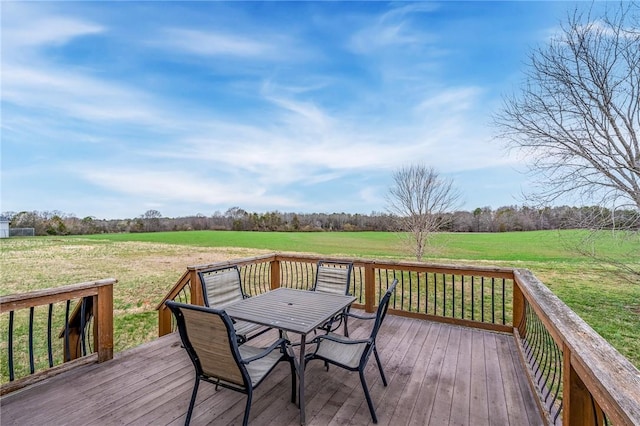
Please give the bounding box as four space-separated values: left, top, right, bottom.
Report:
225 287 356 425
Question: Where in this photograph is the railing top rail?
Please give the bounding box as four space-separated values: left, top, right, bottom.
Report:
514 269 640 425
186 253 277 271
273 252 516 277
0 278 117 312
184 252 515 277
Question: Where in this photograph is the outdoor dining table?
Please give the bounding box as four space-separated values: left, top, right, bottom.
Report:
224 287 356 425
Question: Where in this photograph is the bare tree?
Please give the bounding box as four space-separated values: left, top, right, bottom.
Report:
141 209 162 232
387 165 461 261
494 2 640 278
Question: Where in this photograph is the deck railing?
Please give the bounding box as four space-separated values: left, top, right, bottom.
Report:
156 253 514 335
0 278 115 395
514 269 640 426
157 253 640 426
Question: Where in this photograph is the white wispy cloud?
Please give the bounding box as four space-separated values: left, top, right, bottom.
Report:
162 28 277 58
348 3 438 54
2 3 105 51
2 65 162 124
81 168 298 208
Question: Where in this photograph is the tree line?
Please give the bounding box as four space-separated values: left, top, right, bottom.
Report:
3 205 638 236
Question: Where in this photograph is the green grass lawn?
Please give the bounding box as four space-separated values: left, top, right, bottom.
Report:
75 228 637 263
2 230 638 371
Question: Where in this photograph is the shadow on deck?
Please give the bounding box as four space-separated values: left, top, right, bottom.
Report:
1 314 542 425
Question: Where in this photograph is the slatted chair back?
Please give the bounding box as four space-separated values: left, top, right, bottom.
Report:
166 301 247 388
370 279 398 341
199 265 245 308
312 260 353 295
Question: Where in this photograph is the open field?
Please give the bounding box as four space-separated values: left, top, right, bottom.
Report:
1 230 638 369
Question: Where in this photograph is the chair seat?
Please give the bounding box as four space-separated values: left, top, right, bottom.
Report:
234 319 266 338
315 332 368 369
239 345 285 386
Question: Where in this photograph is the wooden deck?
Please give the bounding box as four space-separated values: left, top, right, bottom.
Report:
1 314 542 425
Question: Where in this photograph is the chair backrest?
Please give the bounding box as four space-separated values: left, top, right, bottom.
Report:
165 300 248 388
312 260 353 295
198 265 244 308
370 279 398 341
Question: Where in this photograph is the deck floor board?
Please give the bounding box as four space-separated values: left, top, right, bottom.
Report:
1 314 543 426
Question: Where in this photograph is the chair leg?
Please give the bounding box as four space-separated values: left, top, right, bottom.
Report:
290 360 297 404
185 377 200 426
242 390 253 426
373 346 387 386
344 314 349 337
359 369 378 423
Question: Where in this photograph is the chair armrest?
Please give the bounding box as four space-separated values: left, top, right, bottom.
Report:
240 338 287 364
345 311 376 321
311 333 370 346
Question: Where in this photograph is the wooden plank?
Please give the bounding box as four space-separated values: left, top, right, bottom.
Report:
381 321 440 425
494 333 540 425
407 323 452 425
483 332 510 426
428 325 462 424
469 329 490 425
448 327 473 426
505 333 544 425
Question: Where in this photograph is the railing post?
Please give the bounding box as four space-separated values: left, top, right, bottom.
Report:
190 269 203 306
364 262 375 313
270 258 281 289
95 283 113 363
563 344 603 426
513 279 526 335
158 306 172 337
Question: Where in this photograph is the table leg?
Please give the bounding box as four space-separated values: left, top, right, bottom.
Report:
298 333 306 425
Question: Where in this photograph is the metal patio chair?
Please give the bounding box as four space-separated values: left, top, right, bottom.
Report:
304 279 398 424
198 265 269 343
165 300 296 426
311 260 354 335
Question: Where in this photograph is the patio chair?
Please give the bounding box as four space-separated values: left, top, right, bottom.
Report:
311 260 354 335
165 300 296 426
198 265 269 343
304 279 398 424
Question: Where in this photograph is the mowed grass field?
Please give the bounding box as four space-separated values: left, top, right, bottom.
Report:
1 230 639 369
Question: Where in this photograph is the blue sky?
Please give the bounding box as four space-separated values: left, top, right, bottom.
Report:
1 1 593 219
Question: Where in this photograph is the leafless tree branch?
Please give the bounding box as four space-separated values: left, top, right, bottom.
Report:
494 1 640 279
387 165 461 261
